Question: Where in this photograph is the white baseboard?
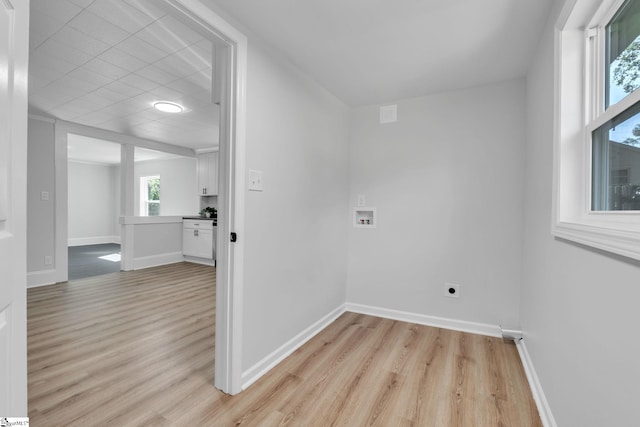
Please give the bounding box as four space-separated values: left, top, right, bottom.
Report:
27 269 57 288
345 303 502 337
133 252 185 270
68 236 120 246
241 304 346 390
515 339 557 427
183 255 215 266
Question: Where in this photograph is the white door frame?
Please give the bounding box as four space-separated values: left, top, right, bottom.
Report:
0 0 29 415
166 0 247 395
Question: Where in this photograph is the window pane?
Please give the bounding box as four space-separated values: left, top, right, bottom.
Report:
592 102 640 210
606 0 640 108
147 202 160 216
147 177 160 201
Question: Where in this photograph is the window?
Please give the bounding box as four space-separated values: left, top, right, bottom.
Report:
554 0 640 260
591 0 640 211
140 175 160 216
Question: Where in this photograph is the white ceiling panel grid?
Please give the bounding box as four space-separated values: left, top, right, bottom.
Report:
29 0 219 151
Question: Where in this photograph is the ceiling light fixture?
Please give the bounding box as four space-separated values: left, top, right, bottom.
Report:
153 101 184 113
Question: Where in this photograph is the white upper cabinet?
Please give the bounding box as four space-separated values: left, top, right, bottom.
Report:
197 152 218 196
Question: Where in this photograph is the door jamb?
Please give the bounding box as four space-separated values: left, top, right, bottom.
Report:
166 0 247 395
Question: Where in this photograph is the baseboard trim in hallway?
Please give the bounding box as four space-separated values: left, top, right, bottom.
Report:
241 304 346 390
345 302 503 337
516 338 558 427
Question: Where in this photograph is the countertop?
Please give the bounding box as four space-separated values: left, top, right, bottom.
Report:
183 216 217 225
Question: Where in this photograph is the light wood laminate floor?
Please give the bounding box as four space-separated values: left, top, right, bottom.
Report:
28 262 541 426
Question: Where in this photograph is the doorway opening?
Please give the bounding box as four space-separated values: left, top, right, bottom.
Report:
27 0 246 395
67 134 122 280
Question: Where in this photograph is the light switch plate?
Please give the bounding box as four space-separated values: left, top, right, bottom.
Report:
248 170 263 191
357 194 366 207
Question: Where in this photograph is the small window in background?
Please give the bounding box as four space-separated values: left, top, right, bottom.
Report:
140 175 160 216
592 0 640 211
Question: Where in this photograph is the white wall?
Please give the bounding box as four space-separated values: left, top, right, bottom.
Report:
68 161 120 245
241 40 351 370
27 118 56 273
134 156 198 216
346 79 526 329
521 2 640 425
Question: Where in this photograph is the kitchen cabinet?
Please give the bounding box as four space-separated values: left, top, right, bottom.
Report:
197 152 218 196
183 219 215 259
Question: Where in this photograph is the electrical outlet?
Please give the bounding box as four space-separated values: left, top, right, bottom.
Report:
444 283 460 298
248 169 263 191
44 255 53 265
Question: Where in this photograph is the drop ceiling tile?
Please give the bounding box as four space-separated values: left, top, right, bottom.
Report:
54 97 104 118
134 26 182 56
92 87 129 104
49 74 103 95
102 80 145 97
186 87 213 104
68 11 130 46
174 45 212 72
125 115 152 128
118 73 161 92
29 0 217 151
29 50 78 76
34 38 93 67
151 54 193 78
99 47 148 73
133 108 164 122
134 64 179 86
30 30 49 52
159 15 204 45
147 85 183 102
74 110 115 125
116 35 168 64
185 69 211 87
98 103 133 119
31 0 83 24
66 66 113 87
82 57 130 80
98 120 132 135
32 85 77 107
119 93 154 111
29 10 68 43
74 92 117 110
135 15 202 55
29 74 59 93
66 0 95 7
123 114 153 127
165 78 207 96
30 94 67 112
52 26 111 57
87 0 155 34
123 0 167 21
191 39 214 59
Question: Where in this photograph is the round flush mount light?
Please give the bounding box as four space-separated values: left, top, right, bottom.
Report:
153 101 184 113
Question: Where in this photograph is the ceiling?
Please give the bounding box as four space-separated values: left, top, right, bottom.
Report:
30 0 554 154
205 0 554 106
29 0 220 151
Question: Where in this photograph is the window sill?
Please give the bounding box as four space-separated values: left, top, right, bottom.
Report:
552 220 640 261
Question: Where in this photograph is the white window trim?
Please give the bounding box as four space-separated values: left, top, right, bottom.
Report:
553 0 640 260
